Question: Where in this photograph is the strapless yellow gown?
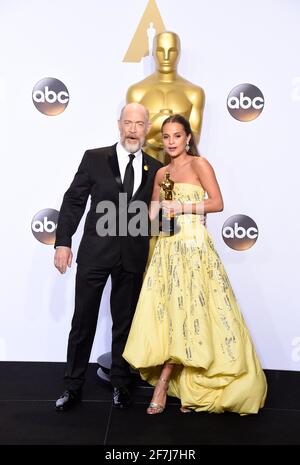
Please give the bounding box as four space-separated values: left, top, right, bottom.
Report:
123 183 267 414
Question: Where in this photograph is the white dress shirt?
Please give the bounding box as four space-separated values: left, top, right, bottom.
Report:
116 142 143 197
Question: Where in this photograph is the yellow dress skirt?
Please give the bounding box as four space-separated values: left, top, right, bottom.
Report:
123 183 267 414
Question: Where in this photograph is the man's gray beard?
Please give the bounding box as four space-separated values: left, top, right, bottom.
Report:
123 137 145 153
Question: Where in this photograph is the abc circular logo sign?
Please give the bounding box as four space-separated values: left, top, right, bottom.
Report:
222 214 258 251
31 209 59 245
32 78 69 116
227 83 264 121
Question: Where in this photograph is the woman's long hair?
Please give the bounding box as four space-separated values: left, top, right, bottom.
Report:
161 114 200 156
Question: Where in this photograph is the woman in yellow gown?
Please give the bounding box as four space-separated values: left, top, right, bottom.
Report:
123 114 267 415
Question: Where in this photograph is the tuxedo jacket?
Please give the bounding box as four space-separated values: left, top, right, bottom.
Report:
55 143 163 273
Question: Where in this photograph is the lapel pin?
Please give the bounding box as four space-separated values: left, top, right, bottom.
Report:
143 164 149 171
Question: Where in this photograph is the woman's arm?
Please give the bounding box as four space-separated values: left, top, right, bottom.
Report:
161 157 223 216
149 167 166 221
190 156 224 213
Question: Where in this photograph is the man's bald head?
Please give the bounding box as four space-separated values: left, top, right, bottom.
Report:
119 103 149 123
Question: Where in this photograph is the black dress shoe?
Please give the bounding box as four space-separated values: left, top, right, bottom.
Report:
112 386 132 409
55 389 82 411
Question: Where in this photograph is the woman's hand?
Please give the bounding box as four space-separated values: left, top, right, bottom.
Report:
161 200 207 226
161 200 183 216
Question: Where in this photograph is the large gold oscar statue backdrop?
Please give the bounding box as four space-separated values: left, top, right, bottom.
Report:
126 31 205 163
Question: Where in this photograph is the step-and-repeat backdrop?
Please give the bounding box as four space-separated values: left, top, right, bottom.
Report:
1 0 299 370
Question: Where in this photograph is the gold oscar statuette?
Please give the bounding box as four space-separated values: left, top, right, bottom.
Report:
161 172 174 203
160 172 176 234
127 31 205 163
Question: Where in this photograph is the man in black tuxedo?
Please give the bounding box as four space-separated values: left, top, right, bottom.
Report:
54 103 163 411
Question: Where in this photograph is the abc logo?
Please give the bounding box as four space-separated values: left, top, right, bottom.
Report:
31 209 59 245
227 84 264 121
32 78 69 116
222 214 258 250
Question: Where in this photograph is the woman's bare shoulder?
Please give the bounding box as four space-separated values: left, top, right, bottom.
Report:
191 155 214 171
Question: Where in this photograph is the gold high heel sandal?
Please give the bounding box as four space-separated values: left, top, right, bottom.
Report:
147 377 168 415
180 406 192 413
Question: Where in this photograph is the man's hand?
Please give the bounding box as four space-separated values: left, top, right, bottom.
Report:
54 247 73 274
